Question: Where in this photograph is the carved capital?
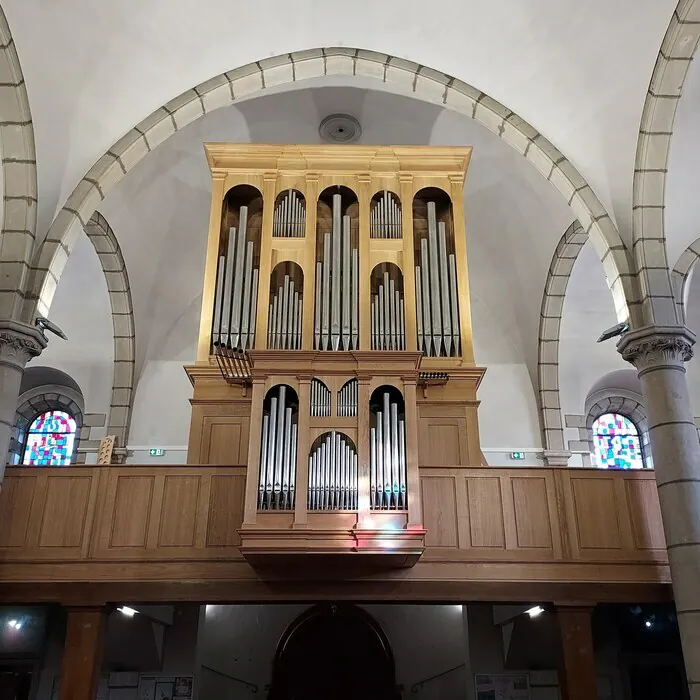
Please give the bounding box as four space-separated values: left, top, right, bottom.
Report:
617 325 695 374
543 449 572 466
0 320 47 370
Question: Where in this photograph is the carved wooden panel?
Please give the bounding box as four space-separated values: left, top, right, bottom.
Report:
625 477 665 551
158 476 201 548
418 419 465 466
110 476 154 548
0 476 36 548
511 477 553 549
206 475 246 547
570 477 621 550
467 477 505 548
421 477 458 547
200 417 249 465
39 476 91 548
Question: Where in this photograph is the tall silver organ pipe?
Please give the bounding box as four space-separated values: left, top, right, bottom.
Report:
273 189 305 237
314 194 359 351
211 205 259 350
415 201 460 356
307 431 358 510
258 385 298 510
337 379 358 417
267 274 302 349
310 378 331 417
371 271 405 350
369 391 407 510
370 191 402 239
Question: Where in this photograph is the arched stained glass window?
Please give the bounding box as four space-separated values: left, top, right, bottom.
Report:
22 410 77 466
592 413 644 470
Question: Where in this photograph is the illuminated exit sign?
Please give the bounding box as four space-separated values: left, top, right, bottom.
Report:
149 448 165 457
510 452 525 460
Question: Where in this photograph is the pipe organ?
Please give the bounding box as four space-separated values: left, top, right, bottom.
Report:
189 144 483 568
308 432 358 510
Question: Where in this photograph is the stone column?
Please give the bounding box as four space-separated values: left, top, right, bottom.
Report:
618 325 700 699
59 607 108 700
0 319 46 479
556 605 597 700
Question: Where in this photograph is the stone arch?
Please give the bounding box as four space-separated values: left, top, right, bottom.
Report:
22 48 636 324
633 1 700 326
671 236 700 323
0 5 38 321
83 212 135 450
537 221 588 458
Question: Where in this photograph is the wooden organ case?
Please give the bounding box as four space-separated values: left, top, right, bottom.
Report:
186 144 484 571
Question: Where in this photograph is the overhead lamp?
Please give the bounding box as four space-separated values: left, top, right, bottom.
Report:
117 606 137 617
597 322 629 343
525 605 545 618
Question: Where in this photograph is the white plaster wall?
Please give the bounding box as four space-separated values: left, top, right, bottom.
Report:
683 270 700 417
34 233 113 419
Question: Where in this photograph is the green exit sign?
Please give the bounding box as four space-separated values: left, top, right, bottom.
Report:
149 448 165 457
510 452 525 460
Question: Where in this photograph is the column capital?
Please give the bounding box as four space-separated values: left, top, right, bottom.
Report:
0 319 47 370
543 449 572 466
617 324 695 374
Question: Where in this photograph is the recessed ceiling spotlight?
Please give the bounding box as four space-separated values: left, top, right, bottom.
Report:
526 605 545 618
319 114 362 144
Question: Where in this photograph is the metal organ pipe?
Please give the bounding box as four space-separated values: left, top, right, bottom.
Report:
273 189 306 237
307 431 358 510
338 379 358 417
314 194 359 350
414 200 461 357
310 378 331 417
369 391 407 510
370 191 402 239
267 269 303 350
371 269 406 351
212 205 260 350
258 385 298 510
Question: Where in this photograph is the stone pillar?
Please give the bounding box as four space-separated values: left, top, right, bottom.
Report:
556 605 597 700
0 319 46 479
59 607 107 700
618 325 700 698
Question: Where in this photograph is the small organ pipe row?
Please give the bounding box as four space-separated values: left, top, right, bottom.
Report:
267 275 302 349
311 379 331 417
273 189 305 238
314 194 359 351
370 392 407 510
212 206 259 350
258 385 298 510
370 192 402 239
371 271 406 351
308 431 358 510
337 379 358 417
415 201 461 357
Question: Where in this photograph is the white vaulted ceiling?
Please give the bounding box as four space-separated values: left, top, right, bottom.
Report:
2 0 675 242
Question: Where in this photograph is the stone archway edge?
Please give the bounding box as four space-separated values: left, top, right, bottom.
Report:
22 47 636 325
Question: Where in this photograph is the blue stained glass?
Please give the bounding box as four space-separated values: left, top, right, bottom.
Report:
22 410 77 466
592 413 643 470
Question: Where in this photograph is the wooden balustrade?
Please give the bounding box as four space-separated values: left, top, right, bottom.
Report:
0 464 671 604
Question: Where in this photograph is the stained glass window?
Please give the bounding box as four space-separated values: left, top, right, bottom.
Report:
592 413 644 469
22 411 77 466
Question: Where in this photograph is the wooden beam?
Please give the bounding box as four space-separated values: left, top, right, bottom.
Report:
556 605 597 700
59 607 107 700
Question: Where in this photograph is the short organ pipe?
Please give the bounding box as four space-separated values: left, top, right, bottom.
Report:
267 265 303 350
273 190 306 237
371 267 406 351
338 378 358 417
307 431 358 510
370 191 402 239
311 378 331 417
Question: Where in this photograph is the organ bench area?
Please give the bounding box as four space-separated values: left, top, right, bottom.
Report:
186 144 484 569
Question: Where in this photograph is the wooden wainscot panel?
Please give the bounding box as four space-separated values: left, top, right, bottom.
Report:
624 475 666 552
0 475 37 549
199 416 250 465
206 474 246 548
418 417 466 466
158 476 201 548
510 475 556 550
466 476 505 548
421 476 458 547
38 475 92 549
109 475 155 548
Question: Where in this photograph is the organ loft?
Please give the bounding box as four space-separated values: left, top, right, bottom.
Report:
185 144 484 567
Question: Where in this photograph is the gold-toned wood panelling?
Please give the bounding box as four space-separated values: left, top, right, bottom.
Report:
0 466 668 594
418 418 466 466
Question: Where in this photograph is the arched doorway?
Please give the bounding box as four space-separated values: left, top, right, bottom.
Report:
268 604 400 700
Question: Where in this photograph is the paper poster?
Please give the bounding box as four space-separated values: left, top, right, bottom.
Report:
138 676 193 700
475 674 530 700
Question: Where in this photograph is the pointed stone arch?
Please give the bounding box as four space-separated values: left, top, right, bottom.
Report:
22 48 636 327
84 212 135 452
0 5 38 321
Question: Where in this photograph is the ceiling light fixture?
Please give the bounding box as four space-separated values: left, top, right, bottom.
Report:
117 606 137 617
525 606 545 618
319 114 362 144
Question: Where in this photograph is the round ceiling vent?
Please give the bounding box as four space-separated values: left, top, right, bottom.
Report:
319 114 362 144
